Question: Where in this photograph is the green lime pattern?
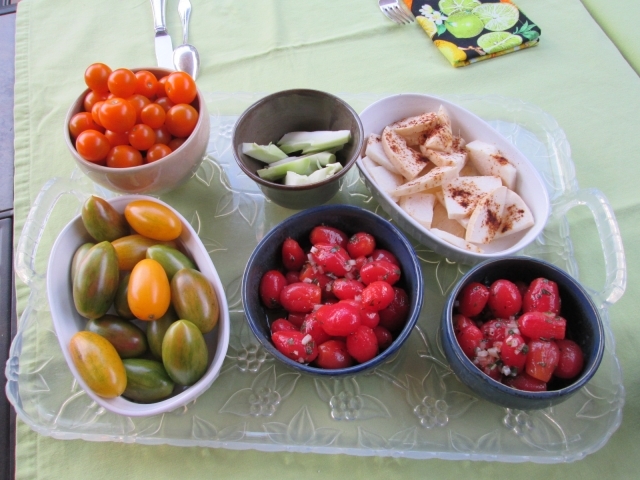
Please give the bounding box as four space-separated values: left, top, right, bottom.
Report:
477 32 523 54
438 0 481 16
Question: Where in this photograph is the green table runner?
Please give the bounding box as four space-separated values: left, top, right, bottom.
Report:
12 0 640 478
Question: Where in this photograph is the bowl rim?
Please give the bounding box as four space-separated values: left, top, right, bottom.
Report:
242 203 424 375
231 88 365 192
64 67 208 173
443 255 605 400
46 194 231 416
356 92 551 263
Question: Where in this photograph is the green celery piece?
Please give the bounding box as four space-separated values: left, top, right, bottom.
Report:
242 142 288 163
277 130 351 155
256 157 312 181
283 163 343 186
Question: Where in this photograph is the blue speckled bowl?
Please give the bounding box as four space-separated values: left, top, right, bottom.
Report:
242 204 424 376
441 256 605 410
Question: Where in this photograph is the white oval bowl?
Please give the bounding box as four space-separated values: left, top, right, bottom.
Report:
46 195 230 417
356 93 550 265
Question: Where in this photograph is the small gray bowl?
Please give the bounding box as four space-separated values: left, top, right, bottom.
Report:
232 89 364 210
441 256 604 410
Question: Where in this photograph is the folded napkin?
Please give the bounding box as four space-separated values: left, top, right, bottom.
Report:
405 0 541 67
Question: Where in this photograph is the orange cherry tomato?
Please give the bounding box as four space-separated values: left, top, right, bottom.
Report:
165 72 197 104
104 129 130 147
127 258 171 321
155 96 175 112
99 97 137 133
134 70 158 99
91 101 105 127
69 112 103 138
76 130 110 163
140 103 166 129
124 199 182 241
127 94 151 123
167 137 187 151
84 63 112 94
129 124 156 151
108 68 137 98
165 104 198 137
146 144 172 163
152 126 172 145
83 90 109 112
106 145 143 168
156 76 169 98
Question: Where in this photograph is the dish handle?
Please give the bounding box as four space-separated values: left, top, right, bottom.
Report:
553 188 626 310
15 177 86 289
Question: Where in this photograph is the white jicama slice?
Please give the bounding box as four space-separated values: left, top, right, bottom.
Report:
465 186 508 244
381 127 427 180
398 193 436 228
390 112 438 147
431 228 483 253
420 147 467 170
466 140 517 190
360 155 379 176
432 201 467 238
365 134 400 174
422 106 454 153
455 217 470 229
369 165 404 202
493 189 535 239
442 175 502 220
391 166 458 198
459 160 481 177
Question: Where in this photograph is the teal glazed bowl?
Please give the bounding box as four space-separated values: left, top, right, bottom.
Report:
232 89 364 210
242 204 424 376
441 256 605 410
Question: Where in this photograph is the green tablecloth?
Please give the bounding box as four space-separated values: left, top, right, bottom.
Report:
12 0 640 477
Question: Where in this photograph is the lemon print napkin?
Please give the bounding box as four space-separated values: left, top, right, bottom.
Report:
405 0 541 67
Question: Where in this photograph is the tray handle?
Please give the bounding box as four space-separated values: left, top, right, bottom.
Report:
553 188 626 309
15 177 84 288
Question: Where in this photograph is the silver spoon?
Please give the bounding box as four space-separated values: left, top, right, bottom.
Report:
173 0 200 79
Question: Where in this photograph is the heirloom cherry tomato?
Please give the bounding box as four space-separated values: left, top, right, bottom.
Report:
310 243 352 277
316 302 361 336
76 130 110 163
347 325 378 363
272 331 318 364
69 112 103 138
300 313 332 346
84 63 112 93
554 339 584 379
331 278 365 300
377 286 409 332
310 225 349 249
503 373 547 392
457 282 490 317
108 68 137 98
165 104 199 137
374 326 394 350
282 238 306 271
164 71 198 104
106 145 143 168
171 268 220 334
315 340 353 369
525 340 560 382
134 70 158 99
523 277 561 314
369 249 398 266
488 279 522 318
146 144 172 162
128 258 171 321
99 97 137 133
361 280 394 311
124 199 182 241
104 129 130 147
280 282 321 313
140 103 166 129
270 318 298 334
83 90 109 112
518 311 566 340
259 270 287 308
129 124 156 151
499 333 528 370
359 260 401 285
347 232 376 258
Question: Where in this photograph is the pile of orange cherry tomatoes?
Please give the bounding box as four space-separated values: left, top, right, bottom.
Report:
68 63 199 167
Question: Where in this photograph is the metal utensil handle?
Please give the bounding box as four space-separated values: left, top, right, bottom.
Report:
178 0 192 45
150 0 168 33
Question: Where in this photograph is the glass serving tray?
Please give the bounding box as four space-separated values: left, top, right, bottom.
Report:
6 93 626 463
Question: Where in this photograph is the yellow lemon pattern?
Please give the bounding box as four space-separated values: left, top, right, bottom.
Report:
414 0 541 67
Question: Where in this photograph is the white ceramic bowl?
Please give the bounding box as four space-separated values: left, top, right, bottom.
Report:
356 94 550 265
64 67 210 195
47 195 230 417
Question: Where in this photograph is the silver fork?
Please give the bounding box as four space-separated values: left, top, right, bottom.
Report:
378 0 415 25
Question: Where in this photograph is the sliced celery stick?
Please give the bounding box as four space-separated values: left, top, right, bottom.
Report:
242 143 288 163
277 130 351 155
256 157 313 181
